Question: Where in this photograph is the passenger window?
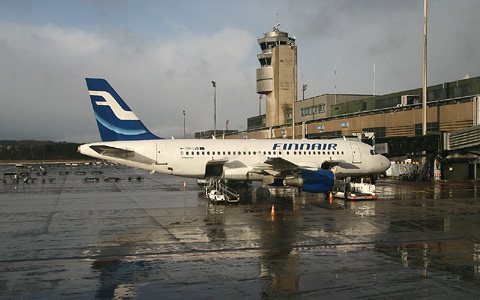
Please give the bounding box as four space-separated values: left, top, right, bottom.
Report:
197 151 200 155
228 151 231 155
286 151 290 155
243 151 246 155
207 151 210 155
253 151 256 155
202 151 205 155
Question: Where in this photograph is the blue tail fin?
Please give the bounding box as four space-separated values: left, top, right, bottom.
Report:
85 78 161 141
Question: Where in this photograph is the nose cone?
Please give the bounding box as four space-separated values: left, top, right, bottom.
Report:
377 155 390 173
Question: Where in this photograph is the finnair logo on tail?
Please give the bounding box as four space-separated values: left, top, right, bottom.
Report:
89 91 139 121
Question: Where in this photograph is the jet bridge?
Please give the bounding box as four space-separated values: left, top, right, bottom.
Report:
449 125 480 154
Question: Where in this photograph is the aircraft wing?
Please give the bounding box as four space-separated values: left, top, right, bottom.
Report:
251 157 322 177
90 145 135 158
333 160 361 170
250 157 353 177
252 157 295 172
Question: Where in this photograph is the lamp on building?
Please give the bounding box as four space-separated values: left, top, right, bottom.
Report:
302 84 310 119
259 95 263 115
302 84 308 100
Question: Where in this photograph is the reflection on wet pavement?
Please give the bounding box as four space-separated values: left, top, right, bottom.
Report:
1 164 480 299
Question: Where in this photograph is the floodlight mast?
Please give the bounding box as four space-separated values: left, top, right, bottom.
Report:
212 81 216 137
422 0 427 137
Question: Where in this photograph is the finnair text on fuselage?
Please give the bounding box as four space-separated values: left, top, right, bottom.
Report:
272 142 337 151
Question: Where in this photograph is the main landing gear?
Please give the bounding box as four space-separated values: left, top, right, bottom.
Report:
255 187 271 199
255 175 274 199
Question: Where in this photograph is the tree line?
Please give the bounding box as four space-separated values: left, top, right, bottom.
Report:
0 140 89 161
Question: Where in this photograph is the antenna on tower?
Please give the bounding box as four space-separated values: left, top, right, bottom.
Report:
273 23 280 32
334 61 338 105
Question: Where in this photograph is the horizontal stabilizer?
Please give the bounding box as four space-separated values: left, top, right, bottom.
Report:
90 145 135 159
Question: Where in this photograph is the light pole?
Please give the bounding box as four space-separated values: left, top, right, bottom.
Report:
422 0 428 169
224 120 229 139
183 110 186 139
212 81 216 137
422 0 427 137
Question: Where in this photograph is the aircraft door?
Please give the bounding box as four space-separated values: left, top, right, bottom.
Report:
156 143 167 165
351 144 361 164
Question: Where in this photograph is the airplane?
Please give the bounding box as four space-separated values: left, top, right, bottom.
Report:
78 78 391 198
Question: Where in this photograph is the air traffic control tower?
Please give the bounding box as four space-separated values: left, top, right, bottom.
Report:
256 24 297 128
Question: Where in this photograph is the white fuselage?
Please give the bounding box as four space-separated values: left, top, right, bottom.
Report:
79 139 390 180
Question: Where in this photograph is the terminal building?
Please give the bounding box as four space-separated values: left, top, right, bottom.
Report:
194 26 480 180
243 75 479 140
225 26 480 180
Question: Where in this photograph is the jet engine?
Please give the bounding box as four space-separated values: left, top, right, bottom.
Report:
283 170 335 193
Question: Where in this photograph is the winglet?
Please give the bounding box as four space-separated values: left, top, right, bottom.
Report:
85 78 161 141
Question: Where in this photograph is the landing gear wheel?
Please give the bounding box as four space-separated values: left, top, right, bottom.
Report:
256 187 270 199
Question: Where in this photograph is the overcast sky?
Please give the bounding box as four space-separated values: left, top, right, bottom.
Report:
0 0 478 142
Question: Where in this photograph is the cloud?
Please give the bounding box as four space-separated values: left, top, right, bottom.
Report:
274 0 480 97
0 1 479 142
0 21 256 142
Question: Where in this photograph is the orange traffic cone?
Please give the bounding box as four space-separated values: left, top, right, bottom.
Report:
184 181 187 189
329 191 333 201
271 205 275 216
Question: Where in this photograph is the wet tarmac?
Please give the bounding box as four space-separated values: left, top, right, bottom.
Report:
1 163 480 299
